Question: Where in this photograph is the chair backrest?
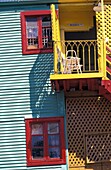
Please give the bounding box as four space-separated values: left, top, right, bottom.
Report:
71 57 77 65
66 58 72 64
66 50 77 58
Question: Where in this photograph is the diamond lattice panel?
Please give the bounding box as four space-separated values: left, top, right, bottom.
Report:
96 5 111 51
66 96 111 168
85 133 111 164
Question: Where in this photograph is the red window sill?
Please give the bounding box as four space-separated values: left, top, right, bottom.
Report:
22 48 53 55
27 158 66 167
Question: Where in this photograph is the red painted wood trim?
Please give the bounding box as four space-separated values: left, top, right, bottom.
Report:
25 117 66 167
63 80 67 91
38 17 43 49
60 118 66 162
101 80 111 93
106 55 111 63
106 66 111 74
25 119 32 163
21 10 53 55
44 122 48 158
66 80 70 91
23 49 53 55
99 85 111 101
21 10 51 16
106 45 111 53
55 80 60 92
20 12 27 54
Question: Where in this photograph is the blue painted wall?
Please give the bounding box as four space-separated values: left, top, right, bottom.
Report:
0 2 68 170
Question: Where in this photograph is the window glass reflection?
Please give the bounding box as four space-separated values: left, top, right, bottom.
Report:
49 147 60 158
48 123 59 134
26 17 38 48
42 16 52 48
32 136 43 147
26 17 38 38
32 123 43 135
32 148 43 159
48 135 59 146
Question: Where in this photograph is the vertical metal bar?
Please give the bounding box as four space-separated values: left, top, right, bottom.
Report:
100 40 103 73
88 45 91 71
77 47 79 59
83 46 85 71
94 44 97 71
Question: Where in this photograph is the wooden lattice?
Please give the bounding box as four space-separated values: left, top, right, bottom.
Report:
66 96 111 168
85 133 111 164
96 5 111 50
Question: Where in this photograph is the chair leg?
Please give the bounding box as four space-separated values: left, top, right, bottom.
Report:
77 68 79 73
79 66 82 73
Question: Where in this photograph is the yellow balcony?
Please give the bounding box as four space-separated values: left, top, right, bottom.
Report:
50 40 103 80
50 40 105 91
50 4 111 92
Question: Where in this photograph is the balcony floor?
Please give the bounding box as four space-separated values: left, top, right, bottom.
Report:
50 72 103 80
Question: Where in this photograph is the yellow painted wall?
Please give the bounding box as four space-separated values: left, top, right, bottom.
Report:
59 11 94 31
59 5 94 31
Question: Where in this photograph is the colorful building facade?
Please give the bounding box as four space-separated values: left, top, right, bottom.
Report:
0 0 111 170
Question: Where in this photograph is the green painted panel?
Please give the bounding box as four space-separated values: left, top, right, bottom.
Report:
0 3 67 170
0 0 57 2
0 0 58 4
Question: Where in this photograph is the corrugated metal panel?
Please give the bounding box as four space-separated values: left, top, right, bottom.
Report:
0 0 58 7
0 5 67 170
0 0 57 2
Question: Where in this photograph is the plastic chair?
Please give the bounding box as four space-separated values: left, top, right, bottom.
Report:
66 50 82 73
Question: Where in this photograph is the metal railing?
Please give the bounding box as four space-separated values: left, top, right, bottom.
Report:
54 40 99 74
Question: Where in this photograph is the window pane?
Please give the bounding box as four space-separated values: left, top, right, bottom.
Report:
32 123 43 135
48 135 59 146
26 17 38 49
42 16 51 27
49 147 60 158
48 122 59 134
32 148 44 159
42 16 52 48
32 136 43 147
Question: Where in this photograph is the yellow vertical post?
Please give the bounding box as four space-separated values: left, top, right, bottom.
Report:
60 29 65 54
50 4 56 41
88 46 91 71
56 13 60 42
101 0 106 79
100 40 103 73
56 12 65 73
50 4 57 73
103 41 106 79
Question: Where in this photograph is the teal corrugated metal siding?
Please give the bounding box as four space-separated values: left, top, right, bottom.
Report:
0 4 67 170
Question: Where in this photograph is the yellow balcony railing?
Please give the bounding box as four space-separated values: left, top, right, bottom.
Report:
53 40 99 74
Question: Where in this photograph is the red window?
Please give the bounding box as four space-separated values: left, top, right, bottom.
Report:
21 10 53 55
25 117 66 166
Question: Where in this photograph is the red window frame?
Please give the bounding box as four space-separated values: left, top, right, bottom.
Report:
25 117 66 166
21 10 53 55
